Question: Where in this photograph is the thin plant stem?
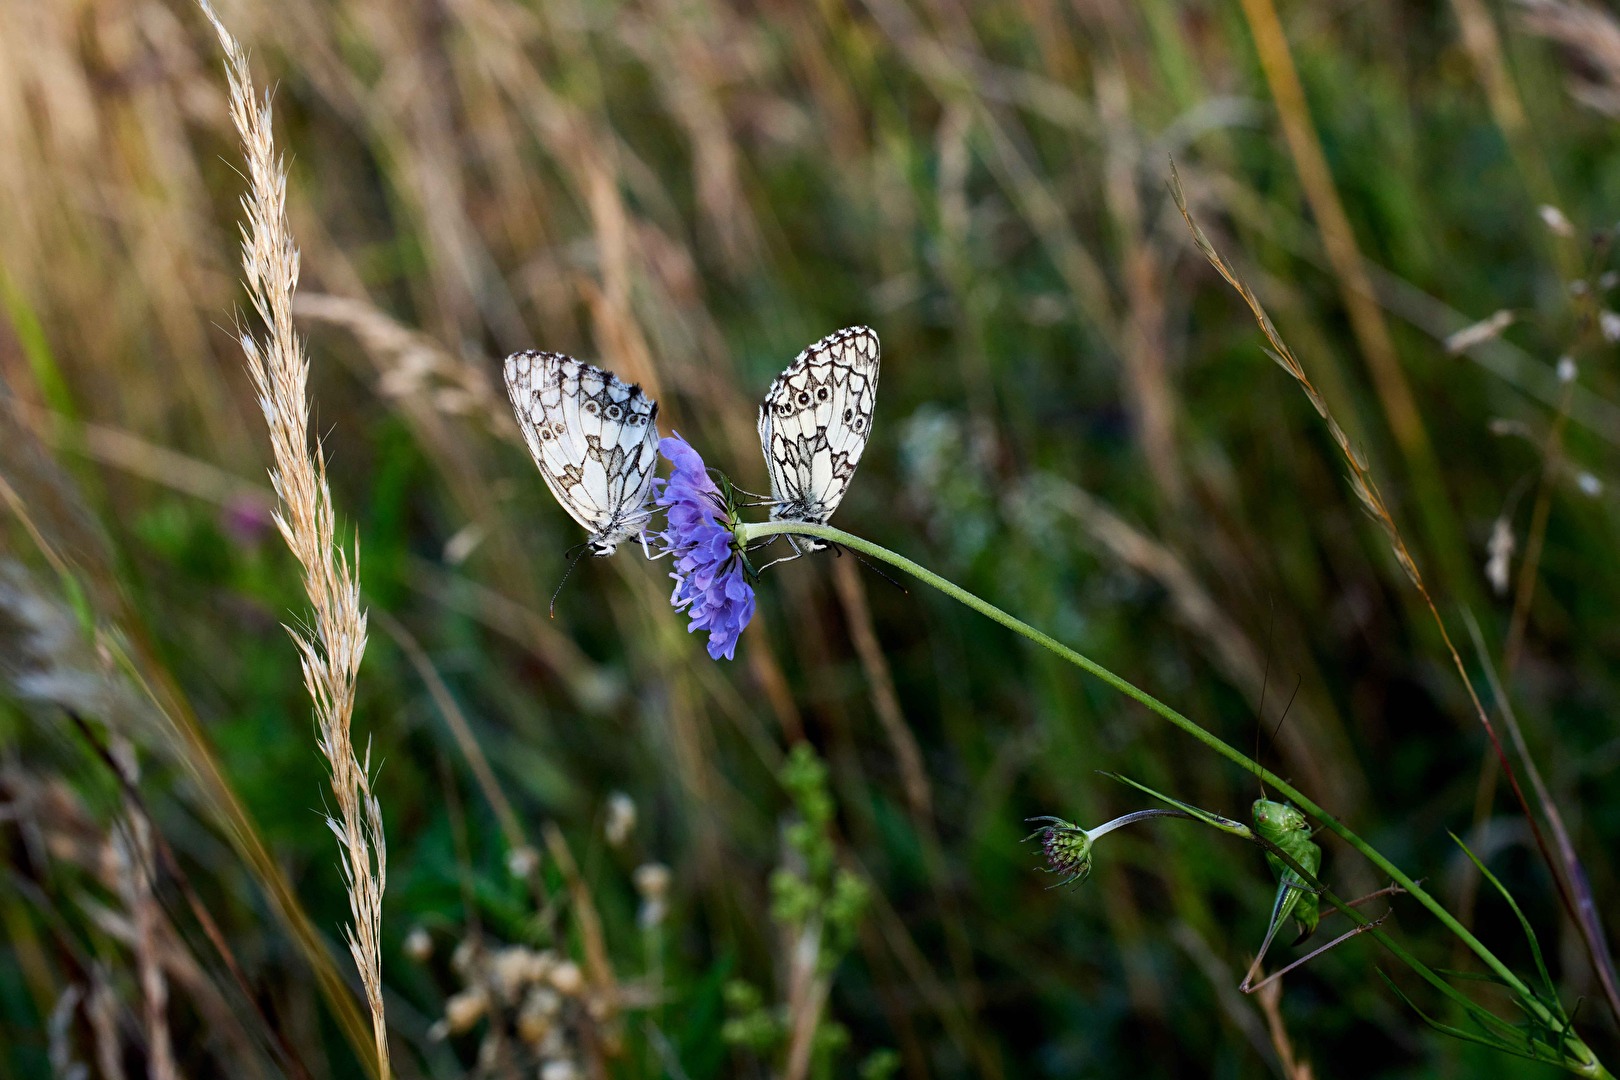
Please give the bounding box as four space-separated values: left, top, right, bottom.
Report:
1086 809 1193 840
1465 612 1620 1024
735 520 1610 1078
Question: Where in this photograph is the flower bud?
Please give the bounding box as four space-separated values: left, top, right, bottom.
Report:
1025 817 1093 886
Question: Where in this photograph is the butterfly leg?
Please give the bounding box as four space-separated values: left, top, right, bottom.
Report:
753 550 806 574
754 531 827 573
639 530 671 561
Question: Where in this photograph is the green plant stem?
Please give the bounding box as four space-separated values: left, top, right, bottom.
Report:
737 521 1610 1078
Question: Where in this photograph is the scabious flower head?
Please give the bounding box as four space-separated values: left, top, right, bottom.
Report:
1025 816 1092 887
653 435 755 661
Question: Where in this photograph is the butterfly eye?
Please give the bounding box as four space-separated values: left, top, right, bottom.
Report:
539 428 553 440
552 423 567 437
606 404 623 420
584 402 598 414
796 391 811 406
853 418 865 432
842 408 852 421
816 387 829 402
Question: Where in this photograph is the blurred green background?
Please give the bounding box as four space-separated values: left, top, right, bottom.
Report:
2 0 1619 1076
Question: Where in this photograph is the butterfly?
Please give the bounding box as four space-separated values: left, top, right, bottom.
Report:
757 326 880 556
503 350 660 557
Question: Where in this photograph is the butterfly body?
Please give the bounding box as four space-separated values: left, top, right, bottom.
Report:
757 326 880 553
504 350 660 556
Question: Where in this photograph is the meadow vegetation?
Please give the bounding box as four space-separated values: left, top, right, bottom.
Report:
2 0 1620 1076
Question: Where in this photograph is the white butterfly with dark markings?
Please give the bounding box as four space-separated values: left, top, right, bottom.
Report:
757 326 880 557
504 350 660 557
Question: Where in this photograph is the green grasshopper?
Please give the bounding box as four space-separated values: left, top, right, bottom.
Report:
1105 773 1399 993
1247 796 1327 991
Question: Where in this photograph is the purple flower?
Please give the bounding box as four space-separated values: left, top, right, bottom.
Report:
653 435 755 660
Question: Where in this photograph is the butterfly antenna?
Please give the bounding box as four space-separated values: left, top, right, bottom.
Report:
710 469 772 503
831 543 908 595
550 544 591 618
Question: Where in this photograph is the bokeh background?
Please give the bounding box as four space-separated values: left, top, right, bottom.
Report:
2 0 1619 1076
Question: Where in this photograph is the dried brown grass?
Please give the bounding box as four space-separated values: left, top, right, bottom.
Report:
1520 0 1620 119
195 3 389 1075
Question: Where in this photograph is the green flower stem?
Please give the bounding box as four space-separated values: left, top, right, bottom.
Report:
737 521 1609 1078
1087 808 1191 840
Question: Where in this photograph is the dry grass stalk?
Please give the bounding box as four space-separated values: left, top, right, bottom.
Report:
1170 166 1620 1025
782 918 832 1080
112 749 176 1080
292 292 522 445
195 3 389 1074
1254 979 1315 1080
1519 0 1620 119
47 985 84 1080
87 969 126 1080
1236 0 1432 475
1449 0 1578 280
542 822 625 1064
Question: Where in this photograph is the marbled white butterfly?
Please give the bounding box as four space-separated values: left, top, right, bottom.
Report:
757 326 880 554
504 350 659 556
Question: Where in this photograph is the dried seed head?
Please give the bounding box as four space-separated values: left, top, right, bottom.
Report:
1444 309 1515 354
549 959 584 996
1540 204 1575 237
518 985 562 1045
443 986 489 1034
605 792 637 847
451 938 479 977
635 861 673 927
634 862 671 900
442 522 486 566
1486 517 1515 597
525 948 558 984
490 946 536 1003
403 926 432 963
541 1060 580 1080
506 845 540 879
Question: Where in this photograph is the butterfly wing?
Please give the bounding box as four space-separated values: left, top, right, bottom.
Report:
504 350 660 553
757 326 880 528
